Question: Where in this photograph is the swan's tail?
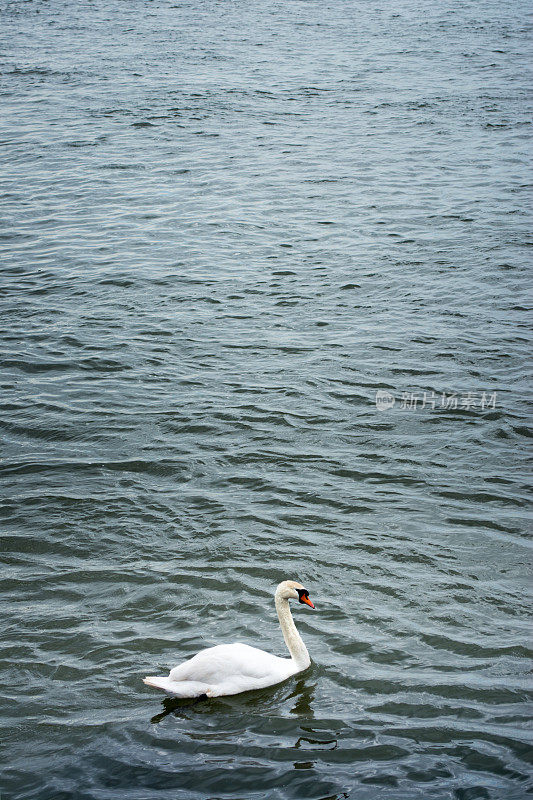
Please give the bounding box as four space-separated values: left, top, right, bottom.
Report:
143 676 209 697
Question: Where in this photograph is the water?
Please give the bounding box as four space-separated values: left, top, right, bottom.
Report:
1 0 532 798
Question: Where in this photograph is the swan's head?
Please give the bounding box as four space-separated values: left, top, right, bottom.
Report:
276 580 315 609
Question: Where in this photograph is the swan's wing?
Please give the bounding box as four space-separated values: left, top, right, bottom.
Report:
168 643 290 684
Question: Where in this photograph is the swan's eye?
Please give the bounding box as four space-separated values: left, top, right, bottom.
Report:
297 588 315 609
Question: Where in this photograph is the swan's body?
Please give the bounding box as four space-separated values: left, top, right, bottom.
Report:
143 580 315 698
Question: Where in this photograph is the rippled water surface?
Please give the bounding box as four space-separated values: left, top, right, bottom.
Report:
1 1 532 798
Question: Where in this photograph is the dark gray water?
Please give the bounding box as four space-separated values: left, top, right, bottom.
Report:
1 1 532 798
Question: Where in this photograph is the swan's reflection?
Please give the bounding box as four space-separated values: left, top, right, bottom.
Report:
150 694 207 724
294 730 338 750
150 676 316 724
291 676 338 756
288 675 316 718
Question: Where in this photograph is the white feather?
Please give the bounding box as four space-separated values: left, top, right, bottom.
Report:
142 580 314 698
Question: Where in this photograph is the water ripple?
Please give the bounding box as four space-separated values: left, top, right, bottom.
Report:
1 0 531 798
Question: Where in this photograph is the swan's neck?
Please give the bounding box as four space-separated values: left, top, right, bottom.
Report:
275 593 310 671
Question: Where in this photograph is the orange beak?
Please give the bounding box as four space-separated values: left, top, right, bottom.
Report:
301 595 315 609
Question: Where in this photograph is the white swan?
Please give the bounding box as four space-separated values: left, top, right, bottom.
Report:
143 580 315 698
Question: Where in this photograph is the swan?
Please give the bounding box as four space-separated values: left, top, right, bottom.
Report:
143 580 315 698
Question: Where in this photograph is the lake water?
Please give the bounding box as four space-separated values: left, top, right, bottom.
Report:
1 1 532 798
